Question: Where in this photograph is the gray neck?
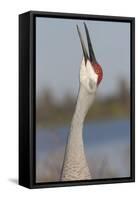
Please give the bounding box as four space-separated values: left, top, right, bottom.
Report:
60 84 96 181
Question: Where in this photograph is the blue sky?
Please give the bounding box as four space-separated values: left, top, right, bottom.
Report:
36 17 130 101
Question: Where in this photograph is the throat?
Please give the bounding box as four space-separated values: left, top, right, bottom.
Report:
60 85 95 181
73 85 96 125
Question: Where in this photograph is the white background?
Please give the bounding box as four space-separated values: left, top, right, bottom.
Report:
0 0 137 199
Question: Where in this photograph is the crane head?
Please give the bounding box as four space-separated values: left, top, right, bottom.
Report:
77 23 103 88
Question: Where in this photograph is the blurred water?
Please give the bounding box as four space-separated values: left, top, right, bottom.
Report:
36 119 130 182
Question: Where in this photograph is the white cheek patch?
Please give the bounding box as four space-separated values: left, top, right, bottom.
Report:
89 79 97 92
79 59 98 93
81 79 97 93
86 60 98 83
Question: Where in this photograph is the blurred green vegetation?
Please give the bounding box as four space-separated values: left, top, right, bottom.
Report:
36 79 130 127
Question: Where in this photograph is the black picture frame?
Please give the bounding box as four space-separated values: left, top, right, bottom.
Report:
19 10 135 189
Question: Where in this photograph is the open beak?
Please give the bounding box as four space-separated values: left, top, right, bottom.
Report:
77 23 97 65
76 25 88 64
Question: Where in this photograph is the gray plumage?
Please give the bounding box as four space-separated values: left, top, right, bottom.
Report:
60 84 96 181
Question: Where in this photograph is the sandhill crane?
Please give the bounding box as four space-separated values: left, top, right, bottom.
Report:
60 23 103 181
